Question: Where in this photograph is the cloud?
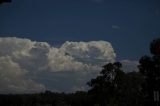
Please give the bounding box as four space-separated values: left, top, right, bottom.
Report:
60 41 116 65
0 56 45 93
0 37 116 93
112 25 120 29
121 60 139 72
47 47 92 72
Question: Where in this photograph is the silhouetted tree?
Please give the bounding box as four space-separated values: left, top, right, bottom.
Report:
138 38 160 106
87 62 143 106
87 62 121 106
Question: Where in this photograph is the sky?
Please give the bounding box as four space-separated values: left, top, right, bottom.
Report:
0 0 160 93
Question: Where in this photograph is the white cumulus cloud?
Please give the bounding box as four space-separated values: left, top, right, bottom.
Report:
0 56 45 93
60 41 116 65
48 47 91 72
0 37 116 93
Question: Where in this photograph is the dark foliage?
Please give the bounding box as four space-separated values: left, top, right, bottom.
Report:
87 62 144 106
138 38 160 106
0 91 91 106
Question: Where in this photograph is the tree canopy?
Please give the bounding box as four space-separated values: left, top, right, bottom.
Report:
87 62 143 106
138 38 160 106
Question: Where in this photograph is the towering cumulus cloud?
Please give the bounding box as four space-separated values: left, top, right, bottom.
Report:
0 37 116 93
60 41 115 65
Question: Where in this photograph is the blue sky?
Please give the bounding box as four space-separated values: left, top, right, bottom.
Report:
0 0 160 60
0 0 160 93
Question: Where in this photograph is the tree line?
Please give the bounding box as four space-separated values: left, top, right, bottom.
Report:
0 38 160 106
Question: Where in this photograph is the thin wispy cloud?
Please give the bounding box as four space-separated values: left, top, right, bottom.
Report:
112 25 120 29
121 60 139 72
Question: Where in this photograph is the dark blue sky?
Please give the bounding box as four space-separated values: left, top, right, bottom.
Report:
0 0 160 60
